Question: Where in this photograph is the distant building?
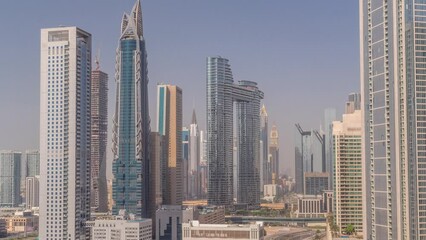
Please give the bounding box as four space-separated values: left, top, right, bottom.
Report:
333 110 363 235
269 124 279 185
107 179 113 211
86 212 152 240
0 151 22 207
296 193 332 218
25 150 39 177
345 93 361 114
322 108 336 189
182 220 264 240
0 219 6 238
2 210 38 234
157 84 183 205
155 205 196 240
294 124 324 193
188 110 200 199
90 63 109 212
182 127 189 200
263 184 279 198
199 131 208 198
207 57 264 206
260 105 269 189
25 176 39 209
304 172 329 195
197 206 225 224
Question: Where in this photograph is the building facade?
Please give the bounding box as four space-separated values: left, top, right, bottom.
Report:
322 108 336 189
182 127 189 200
39 26 92 240
0 151 21 207
206 57 264 206
260 105 269 189
188 110 200 199
148 132 166 221
87 218 152 240
359 0 426 238
157 84 183 205
294 125 324 193
90 63 108 212
25 150 40 177
333 110 363 235
345 93 361 114
25 176 39 209
155 205 196 240
112 0 151 218
269 124 279 185
182 221 264 240
304 172 329 196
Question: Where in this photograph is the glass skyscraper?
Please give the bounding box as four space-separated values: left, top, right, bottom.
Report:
0 151 21 207
260 105 269 188
361 0 426 238
294 124 324 194
25 150 39 177
206 57 264 206
112 0 151 218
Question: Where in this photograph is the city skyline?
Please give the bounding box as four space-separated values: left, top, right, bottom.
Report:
0 1 360 178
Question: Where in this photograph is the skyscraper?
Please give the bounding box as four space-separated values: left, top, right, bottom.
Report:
90 58 108 212
0 151 21 207
294 124 324 194
236 80 263 206
112 0 151 218
199 130 208 198
360 1 426 238
322 108 336 189
269 124 279 185
206 56 264 206
182 127 189 200
189 110 200 199
26 176 40 209
345 92 361 114
39 26 92 239
25 150 40 177
157 84 183 205
333 110 363 235
260 105 269 188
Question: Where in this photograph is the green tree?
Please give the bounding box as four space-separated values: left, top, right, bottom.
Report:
345 224 355 235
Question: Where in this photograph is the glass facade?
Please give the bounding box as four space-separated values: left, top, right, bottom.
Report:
206 57 264 206
112 0 150 218
361 0 426 238
0 151 21 207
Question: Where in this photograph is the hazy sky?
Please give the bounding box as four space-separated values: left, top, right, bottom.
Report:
0 0 359 178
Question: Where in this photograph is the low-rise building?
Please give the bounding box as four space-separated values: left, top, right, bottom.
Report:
1 210 38 233
182 220 264 240
0 219 6 238
197 205 225 224
86 212 152 240
296 192 333 218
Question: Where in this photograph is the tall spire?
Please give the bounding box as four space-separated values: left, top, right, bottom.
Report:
131 0 143 37
191 109 197 124
120 0 143 39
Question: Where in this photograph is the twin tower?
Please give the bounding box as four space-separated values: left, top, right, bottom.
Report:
207 57 264 207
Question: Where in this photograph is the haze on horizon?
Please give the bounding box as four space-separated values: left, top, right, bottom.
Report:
0 0 359 178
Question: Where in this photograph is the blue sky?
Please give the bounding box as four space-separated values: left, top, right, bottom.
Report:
0 0 359 177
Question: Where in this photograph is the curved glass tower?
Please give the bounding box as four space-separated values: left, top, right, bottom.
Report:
112 0 150 218
206 57 264 207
